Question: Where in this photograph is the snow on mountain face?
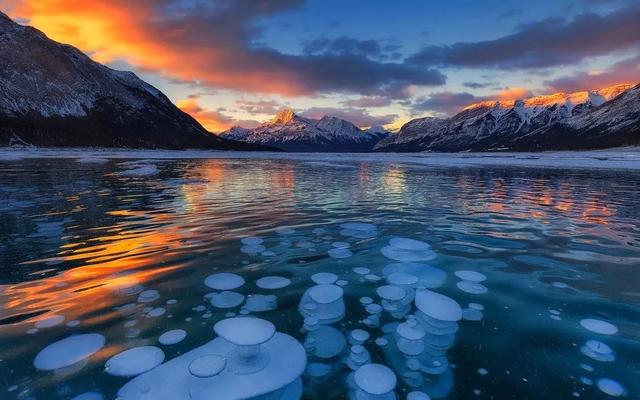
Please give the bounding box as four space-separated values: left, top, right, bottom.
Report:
220 108 386 152
375 84 639 152
0 12 265 150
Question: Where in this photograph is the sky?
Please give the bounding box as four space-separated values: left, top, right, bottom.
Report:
2 0 639 132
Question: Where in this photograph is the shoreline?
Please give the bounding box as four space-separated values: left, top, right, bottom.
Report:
1 147 640 170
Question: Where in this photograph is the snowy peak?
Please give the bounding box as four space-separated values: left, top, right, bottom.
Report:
271 108 297 124
375 82 639 152
220 110 387 152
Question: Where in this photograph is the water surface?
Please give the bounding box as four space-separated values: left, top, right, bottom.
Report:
1 157 639 399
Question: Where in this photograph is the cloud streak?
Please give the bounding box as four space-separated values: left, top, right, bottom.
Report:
5 0 444 97
408 5 640 69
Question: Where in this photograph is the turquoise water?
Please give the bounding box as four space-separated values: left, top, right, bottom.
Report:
0 157 639 399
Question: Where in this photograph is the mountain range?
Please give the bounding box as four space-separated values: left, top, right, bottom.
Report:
220 108 389 152
375 83 640 152
0 12 638 152
0 12 265 150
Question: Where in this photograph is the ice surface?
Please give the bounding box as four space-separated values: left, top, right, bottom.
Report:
159 329 187 345
34 333 105 371
415 289 462 322
214 317 275 346
209 291 245 308
240 244 266 254
243 294 278 312
71 392 103 400
454 270 486 282
354 363 397 395
256 276 291 289
105 346 165 377
580 319 618 335
597 378 626 397
205 273 245 290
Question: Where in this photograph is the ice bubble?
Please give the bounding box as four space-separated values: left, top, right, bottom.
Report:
311 272 338 285
469 303 484 311
243 294 277 312
306 362 331 377
354 267 371 275
408 391 431 400
308 325 346 359
581 340 615 362
375 337 388 346
332 241 351 248
350 329 370 345
596 378 626 397
360 297 374 305
137 290 160 303
462 308 483 321
26 328 38 334
365 274 382 282
214 317 275 346
275 227 296 235
71 392 103 400
241 237 263 245
261 251 276 257
205 273 245 290
552 281 569 289
389 238 430 251
312 228 328 235
478 368 488 376
66 320 81 327
387 272 419 286
210 291 245 308
580 377 594 385
366 304 383 314
146 307 166 317
354 364 397 395
310 285 344 304
105 346 165 377
188 354 226 378
580 319 618 335
397 318 426 341
454 270 486 282
240 244 266 254
256 276 291 289
328 248 353 258
415 289 462 322
336 279 349 286
456 281 488 295
34 314 65 328
381 244 437 262
377 285 406 301
34 333 105 371
383 262 446 288
193 305 207 312
158 329 187 345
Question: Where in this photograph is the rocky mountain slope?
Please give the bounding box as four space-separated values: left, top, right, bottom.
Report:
0 12 265 150
375 84 639 152
220 108 388 152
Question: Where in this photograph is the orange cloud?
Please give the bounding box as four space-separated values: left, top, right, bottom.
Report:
176 98 260 132
176 99 233 133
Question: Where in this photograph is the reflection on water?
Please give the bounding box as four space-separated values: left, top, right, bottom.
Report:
0 157 639 399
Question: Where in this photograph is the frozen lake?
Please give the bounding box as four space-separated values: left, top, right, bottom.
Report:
0 153 639 399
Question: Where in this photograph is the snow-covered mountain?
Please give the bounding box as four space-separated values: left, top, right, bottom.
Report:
0 12 265 150
220 108 388 152
375 84 639 152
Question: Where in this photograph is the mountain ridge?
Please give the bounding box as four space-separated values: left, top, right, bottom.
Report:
0 12 268 150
